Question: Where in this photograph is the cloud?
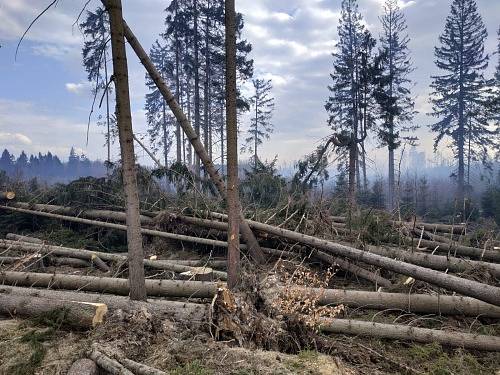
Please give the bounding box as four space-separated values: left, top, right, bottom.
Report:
0 132 32 145
65 82 91 95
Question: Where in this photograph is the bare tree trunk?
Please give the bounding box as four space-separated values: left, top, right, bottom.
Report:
318 318 500 351
193 0 201 182
104 49 111 174
105 0 146 301
225 0 240 289
348 141 357 212
175 7 182 164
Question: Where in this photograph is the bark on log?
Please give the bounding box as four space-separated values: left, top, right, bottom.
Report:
8 203 153 225
96 1 264 263
318 318 500 351
90 349 134 375
0 271 218 298
295 288 500 318
0 286 208 322
365 245 500 277
115 356 167 375
6 233 44 244
0 292 107 328
49 257 92 268
311 250 392 287
407 237 500 262
223 216 500 306
67 359 98 375
0 239 227 280
394 221 466 234
0 191 15 200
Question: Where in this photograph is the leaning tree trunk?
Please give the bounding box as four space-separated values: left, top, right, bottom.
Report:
104 0 146 301
225 0 241 289
97 1 264 264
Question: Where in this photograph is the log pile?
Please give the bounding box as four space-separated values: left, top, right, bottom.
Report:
0 200 499 355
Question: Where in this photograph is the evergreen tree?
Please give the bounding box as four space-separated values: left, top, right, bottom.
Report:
145 40 175 167
369 178 385 209
375 0 416 209
0 149 14 174
80 7 113 167
16 151 29 172
243 78 275 167
429 0 496 203
326 0 373 210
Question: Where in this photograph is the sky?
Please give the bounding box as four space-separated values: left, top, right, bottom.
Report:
0 0 499 176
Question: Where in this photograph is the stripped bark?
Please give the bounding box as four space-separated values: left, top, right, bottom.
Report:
0 292 107 328
0 239 227 280
0 286 207 322
294 288 500 318
364 245 500 277
318 318 500 351
99 0 265 263
215 215 500 306
0 271 218 298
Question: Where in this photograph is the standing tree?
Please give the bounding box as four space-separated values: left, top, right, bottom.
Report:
325 0 372 211
225 0 240 289
145 40 174 167
243 78 275 167
105 0 147 301
375 0 416 210
429 0 496 205
80 7 113 170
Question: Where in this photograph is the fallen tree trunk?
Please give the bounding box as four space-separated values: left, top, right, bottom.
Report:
0 239 227 280
0 292 107 328
395 221 466 234
8 202 153 225
295 288 500 318
115 356 167 375
216 215 500 306
67 359 98 375
318 318 500 351
364 245 500 278
310 250 392 287
49 257 92 268
90 348 133 375
406 237 500 262
0 286 208 322
0 271 218 298
6 233 44 244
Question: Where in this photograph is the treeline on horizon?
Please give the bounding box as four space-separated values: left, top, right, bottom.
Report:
0 148 106 183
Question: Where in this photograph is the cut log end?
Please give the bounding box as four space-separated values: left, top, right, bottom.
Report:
1 191 16 200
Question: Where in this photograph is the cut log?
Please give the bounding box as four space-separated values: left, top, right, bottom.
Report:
318 318 500 351
0 239 227 280
49 257 92 268
406 237 500 262
6 233 44 244
0 271 218 298
220 216 500 306
0 191 15 200
0 286 208 322
90 348 134 375
67 359 98 375
394 221 466 234
0 292 107 328
179 267 214 281
365 245 500 278
294 288 500 318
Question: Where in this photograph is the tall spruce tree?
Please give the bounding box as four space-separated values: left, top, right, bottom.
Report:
375 0 416 210
145 40 174 167
325 0 372 210
244 78 275 167
429 0 496 204
80 7 113 168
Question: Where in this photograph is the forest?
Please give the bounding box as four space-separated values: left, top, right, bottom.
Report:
0 0 499 374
